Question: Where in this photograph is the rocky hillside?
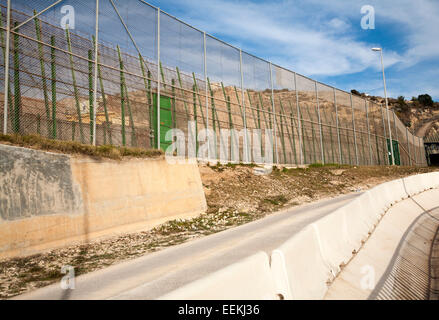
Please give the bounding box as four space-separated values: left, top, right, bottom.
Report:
350 90 439 138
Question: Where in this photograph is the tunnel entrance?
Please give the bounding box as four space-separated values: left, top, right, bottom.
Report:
425 143 439 166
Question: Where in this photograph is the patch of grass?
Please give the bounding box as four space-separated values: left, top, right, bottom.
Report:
263 195 288 206
207 162 258 171
309 162 346 168
0 134 163 160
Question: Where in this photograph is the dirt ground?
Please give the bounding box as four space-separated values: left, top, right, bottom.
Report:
0 163 436 299
200 163 435 215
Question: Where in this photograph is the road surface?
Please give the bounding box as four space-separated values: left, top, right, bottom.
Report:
415 116 439 137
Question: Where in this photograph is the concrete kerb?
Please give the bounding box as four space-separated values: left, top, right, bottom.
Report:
158 251 279 300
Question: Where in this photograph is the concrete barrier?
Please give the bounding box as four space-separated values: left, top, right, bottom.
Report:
311 211 350 276
270 171 439 300
270 225 333 300
0 144 207 259
402 172 439 197
158 252 278 300
325 188 439 300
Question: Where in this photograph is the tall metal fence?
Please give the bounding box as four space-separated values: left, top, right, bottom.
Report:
0 0 428 166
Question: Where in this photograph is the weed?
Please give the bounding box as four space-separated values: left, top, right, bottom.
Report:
0 134 163 160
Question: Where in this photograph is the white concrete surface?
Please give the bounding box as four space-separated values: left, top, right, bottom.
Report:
270 225 332 300
158 252 278 300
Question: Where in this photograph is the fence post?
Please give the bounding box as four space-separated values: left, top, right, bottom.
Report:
406 127 411 166
392 110 398 150
381 104 389 165
50 36 56 139
350 93 359 165
421 137 426 166
412 131 417 166
2 0 11 134
269 62 278 165
240 49 249 163
365 99 373 165
386 105 395 166
203 32 210 161
13 22 21 134
418 136 421 166
92 0 99 146
315 81 324 164
88 50 94 143
333 88 342 164
157 8 161 150
294 72 303 165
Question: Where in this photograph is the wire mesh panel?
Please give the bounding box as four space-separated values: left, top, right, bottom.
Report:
0 0 426 167
159 10 205 158
413 134 420 166
296 74 322 164
414 136 427 166
420 137 427 166
242 52 273 165
382 106 397 164
365 101 380 165
1 0 98 143
316 82 339 164
394 114 409 165
206 35 242 163
372 108 388 166
352 95 370 165
272 65 300 165
99 0 158 149
334 89 354 164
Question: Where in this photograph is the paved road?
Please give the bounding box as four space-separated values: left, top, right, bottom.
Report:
415 116 439 137
15 192 361 300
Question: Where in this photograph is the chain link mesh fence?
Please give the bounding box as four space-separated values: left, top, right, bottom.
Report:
0 0 428 166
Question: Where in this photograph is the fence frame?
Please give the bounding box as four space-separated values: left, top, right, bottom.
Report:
0 0 428 167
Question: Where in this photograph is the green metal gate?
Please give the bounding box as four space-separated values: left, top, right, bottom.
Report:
152 93 173 151
387 139 401 165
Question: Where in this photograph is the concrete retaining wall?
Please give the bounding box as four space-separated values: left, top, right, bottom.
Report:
0 144 207 259
158 172 439 300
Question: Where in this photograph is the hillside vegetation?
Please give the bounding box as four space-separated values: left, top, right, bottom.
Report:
351 90 439 137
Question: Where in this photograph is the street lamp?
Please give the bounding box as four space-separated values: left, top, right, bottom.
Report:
372 47 395 165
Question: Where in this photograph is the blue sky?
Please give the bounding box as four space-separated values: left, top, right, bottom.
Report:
147 0 439 101
16 0 438 100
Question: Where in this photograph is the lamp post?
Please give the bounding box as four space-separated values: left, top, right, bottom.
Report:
372 47 395 165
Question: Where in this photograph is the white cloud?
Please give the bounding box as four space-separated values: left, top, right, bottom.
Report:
153 0 439 99
302 0 439 68
157 0 405 76
326 18 351 32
